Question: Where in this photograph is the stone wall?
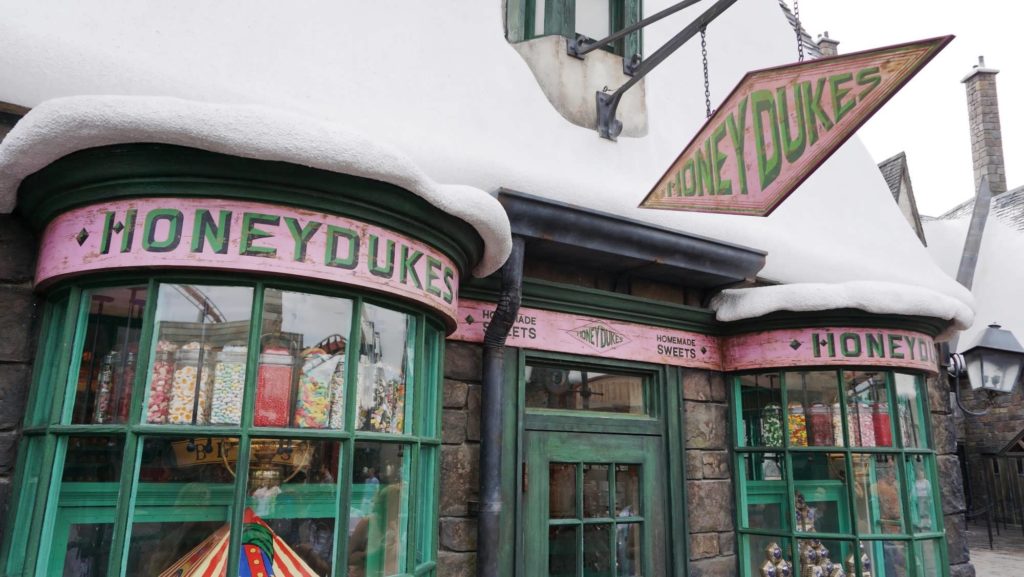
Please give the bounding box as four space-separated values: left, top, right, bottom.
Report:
962 63 1006 195
0 213 39 546
958 381 1024 519
438 341 482 577
928 375 976 577
682 369 736 577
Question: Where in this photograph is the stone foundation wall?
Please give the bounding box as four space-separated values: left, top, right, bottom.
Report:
438 341 482 577
0 214 39 546
928 376 976 577
682 369 736 577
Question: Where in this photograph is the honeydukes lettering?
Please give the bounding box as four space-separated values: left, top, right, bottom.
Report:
36 198 461 325
641 36 951 216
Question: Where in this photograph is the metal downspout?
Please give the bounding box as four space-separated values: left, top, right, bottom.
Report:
478 236 525 577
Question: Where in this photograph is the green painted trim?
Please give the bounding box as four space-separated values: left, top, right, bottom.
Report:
16 143 484 276
665 367 687 577
462 277 718 333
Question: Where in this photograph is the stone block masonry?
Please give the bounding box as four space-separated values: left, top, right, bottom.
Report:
928 375 975 574
0 213 39 547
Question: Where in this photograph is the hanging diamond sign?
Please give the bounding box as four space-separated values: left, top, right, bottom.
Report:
640 36 952 216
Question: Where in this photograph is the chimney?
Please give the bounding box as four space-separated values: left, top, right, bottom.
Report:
962 56 1007 195
816 31 839 57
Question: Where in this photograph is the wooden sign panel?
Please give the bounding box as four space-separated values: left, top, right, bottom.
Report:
640 36 952 216
36 198 461 325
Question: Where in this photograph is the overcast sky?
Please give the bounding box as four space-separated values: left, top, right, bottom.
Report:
795 0 1021 216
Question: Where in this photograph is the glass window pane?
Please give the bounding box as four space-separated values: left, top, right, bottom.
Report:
59 437 124 577
614 465 640 518
356 304 414 434
862 540 908 576
851 454 905 535
740 535 793 577
895 373 927 448
783 371 844 447
583 523 612 576
348 442 409 577
792 453 849 534
583 464 610 518
549 524 578 577
525 364 644 415
243 438 340 575
844 372 894 448
255 289 353 429
550 463 578 520
615 523 641 577
738 453 789 531
796 539 854 577
914 539 943 577
533 0 547 37
73 286 147 424
126 437 235 575
736 373 783 448
145 284 253 425
907 455 940 533
577 0 611 40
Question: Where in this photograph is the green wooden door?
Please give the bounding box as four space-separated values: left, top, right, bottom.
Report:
524 430 666 577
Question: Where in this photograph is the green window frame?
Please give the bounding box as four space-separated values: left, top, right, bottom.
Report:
731 369 948 577
0 274 445 577
508 0 642 60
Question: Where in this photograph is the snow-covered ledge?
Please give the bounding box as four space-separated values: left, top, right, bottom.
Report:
711 281 975 341
0 95 513 277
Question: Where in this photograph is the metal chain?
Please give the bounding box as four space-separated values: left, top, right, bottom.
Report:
701 26 711 118
793 0 805 62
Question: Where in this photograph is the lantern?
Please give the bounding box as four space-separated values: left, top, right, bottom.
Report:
962 323 1024 394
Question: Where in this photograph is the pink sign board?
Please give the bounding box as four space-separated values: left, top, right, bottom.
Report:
36 198 461 325
640 36 952 216
451 299 722 370
722 327 938 375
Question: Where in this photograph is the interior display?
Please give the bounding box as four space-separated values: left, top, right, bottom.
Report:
168 342 214 425
356 305 412 434
255 345 295 427
209 345 247 425
294 342 347 429
146 341 177 423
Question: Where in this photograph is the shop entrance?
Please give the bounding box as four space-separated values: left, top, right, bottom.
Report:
522 430 667 577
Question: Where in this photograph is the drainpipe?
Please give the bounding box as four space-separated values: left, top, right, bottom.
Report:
477 236 525 577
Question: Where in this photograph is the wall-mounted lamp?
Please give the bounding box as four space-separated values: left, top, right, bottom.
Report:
949 323 1024 415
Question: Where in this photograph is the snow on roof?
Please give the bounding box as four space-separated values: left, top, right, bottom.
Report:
924 196 1024 350
0 0 973 328
0 96 511 277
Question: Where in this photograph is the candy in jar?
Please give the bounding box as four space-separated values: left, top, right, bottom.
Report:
328 354 347 429
856 401 876 447
872 402 892 447
761 404 783 447
255 346 294 427
115 351 137 422
146 341 177 423
210 345 247 424
168 342 213 425
294 348 337 428
832 402 846 446
808 402 834 446
788 403 808 447
92 351 120 424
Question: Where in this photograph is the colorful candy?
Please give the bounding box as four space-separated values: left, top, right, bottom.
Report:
210 345 247 424
93 351 118 424
788 402 807 447
255 347 294 427
169 342 213 425
294 348 346 429
808 403 835 446
761 404 783 447
146 341 177 423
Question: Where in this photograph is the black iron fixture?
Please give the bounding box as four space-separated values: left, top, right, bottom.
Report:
566 0 739 140
948 323 1024 415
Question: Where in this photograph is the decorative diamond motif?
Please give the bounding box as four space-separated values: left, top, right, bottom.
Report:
75 228 90 246
464 315 475 325
112 222 124 233
700 346 708 355
566 321 630 352
790 339 802 350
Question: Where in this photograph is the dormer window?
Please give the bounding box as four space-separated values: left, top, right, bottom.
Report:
521 0 642 61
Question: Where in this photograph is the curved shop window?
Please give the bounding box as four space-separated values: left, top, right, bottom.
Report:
732 369 946 577
4 278 444 577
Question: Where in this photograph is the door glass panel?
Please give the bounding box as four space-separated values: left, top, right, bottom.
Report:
59 437 124 577
525 363 645 415
73 286 148 424
145 284 253 425
255 289 353 429
615 523 642 576
583 523 612 577
739 453 789 531
736 373 784 448
615 465 640 518
356 304 413 434
550 463 578 519
584 464 610 518
549 525 578 577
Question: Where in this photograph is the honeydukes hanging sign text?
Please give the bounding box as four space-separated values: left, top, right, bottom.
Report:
640 36 952 216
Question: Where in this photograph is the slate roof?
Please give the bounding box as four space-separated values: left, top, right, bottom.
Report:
777 1 823 60
878 151 906 202
938 185 1024 231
